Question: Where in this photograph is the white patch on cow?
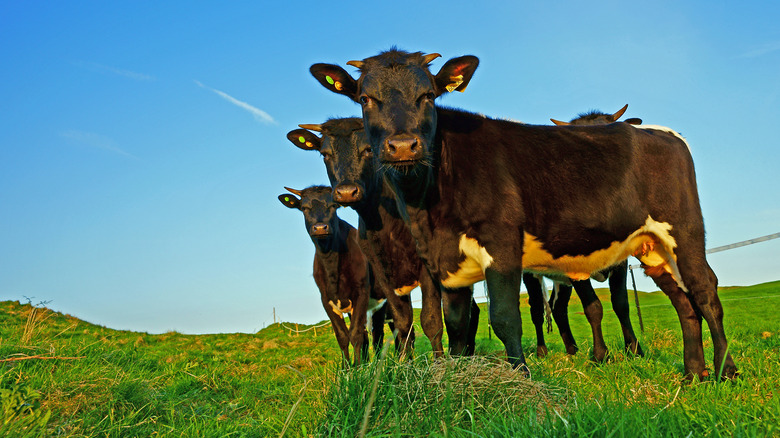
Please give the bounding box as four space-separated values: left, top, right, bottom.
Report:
366 298 387 332
368 298 386 313
441 235 494 288
634 124 691 152
522 216 688 291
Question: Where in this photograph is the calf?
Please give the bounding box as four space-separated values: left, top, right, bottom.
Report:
287 119 479 357
543 105 646 357
309 49 736 379
278 185 374 365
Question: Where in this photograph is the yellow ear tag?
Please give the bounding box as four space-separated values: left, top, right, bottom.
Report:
298 136 306 143
305 141 313 148
334 81 343 91
445 75 464 92
325 75 335 85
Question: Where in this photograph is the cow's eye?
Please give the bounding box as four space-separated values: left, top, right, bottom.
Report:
321 152 331 162
417 92 435 105
359 95 376 106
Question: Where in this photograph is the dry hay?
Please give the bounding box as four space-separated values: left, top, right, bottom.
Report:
432 356 570 415
380 356 572 424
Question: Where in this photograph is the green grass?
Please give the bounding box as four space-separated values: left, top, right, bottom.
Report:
1 281 778 436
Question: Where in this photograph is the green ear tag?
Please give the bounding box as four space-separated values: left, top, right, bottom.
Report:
284 196 290 202
326 75 335 85
298 136 305 143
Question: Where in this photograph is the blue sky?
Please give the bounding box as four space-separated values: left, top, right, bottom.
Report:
1 1 778 334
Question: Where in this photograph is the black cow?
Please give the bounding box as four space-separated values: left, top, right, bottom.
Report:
278 185 382 365
287 119 479 357
309 49 736 379
535 104 646 357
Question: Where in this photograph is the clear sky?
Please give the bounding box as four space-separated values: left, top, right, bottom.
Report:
2 1 778 334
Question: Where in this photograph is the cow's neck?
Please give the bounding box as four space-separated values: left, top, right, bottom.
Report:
348 179 386 232
312 220 348 254
313 220 352 304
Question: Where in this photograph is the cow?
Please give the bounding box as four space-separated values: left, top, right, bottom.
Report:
278 185 381 365
537 104 646 357
286 119 479 357
308 49 737 380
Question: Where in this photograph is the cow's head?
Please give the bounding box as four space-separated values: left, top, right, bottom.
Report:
311 49 479 176
550 104 643 126
286 118 375 205
278 186 340 240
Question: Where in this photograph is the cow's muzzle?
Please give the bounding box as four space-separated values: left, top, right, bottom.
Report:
383 136 424 165
333 183 363 204
310 223 331 238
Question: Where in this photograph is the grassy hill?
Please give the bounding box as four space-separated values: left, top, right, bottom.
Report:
1 282 779 436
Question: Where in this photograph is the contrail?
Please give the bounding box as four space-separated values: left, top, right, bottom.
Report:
194 80 276 125
73 61 154 81
737 41 780 59
60 130 138 159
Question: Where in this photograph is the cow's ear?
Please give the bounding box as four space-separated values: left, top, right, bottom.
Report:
434 55 479 96
625 117 643 125
310 63 359 100
287 129 321 151
278 193 301 209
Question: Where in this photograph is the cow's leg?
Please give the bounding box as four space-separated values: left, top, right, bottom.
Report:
572 280 608 362
466 296 480 355
608 261 643 356
418 268 445 358
674 242 737 379
550 283 579 355
442 286 473 356
485 268 527 371
648 269 706 379
523 273 548 358
325 309 351 366
360 328 370 362
348 297 369 366
370 302 387 355
382 290 415 358
395 295 415 357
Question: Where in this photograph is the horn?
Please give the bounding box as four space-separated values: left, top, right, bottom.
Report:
422 53 442 64
611 104 629 121
346 60 364 69
298 124 323 132
283 186 304 196
550 119 570 126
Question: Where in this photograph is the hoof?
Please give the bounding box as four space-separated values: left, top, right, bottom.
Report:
565 344 579 355
536 345 548 358
626 342 644 357
591 347 608 363
718 364 740 380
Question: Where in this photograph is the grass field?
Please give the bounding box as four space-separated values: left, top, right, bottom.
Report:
1 281 778 436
